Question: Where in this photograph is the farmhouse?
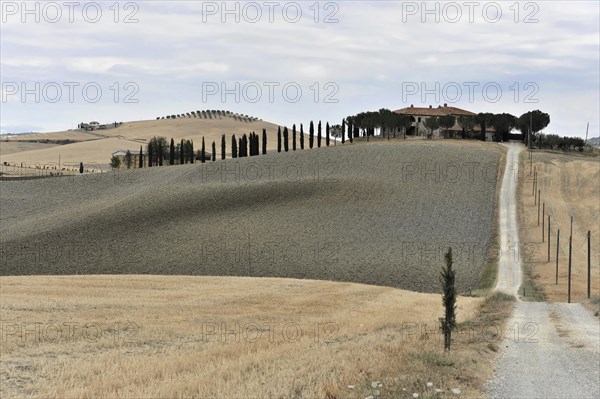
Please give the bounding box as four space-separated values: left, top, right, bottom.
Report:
395 104 495 139
112 150 142 168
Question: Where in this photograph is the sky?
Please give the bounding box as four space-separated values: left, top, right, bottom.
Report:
1 0 599 138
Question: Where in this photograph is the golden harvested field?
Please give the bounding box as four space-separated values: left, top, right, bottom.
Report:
0 275 503 399
0 142 61 156
517 150 600 303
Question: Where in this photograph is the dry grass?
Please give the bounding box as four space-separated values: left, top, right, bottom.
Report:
0 275 497 398
517 150 600 303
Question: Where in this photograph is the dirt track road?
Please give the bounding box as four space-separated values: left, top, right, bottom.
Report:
495 142 523 296
487 143 600 398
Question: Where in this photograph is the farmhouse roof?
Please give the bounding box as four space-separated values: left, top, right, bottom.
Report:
112 150 137 156
394 104 477 117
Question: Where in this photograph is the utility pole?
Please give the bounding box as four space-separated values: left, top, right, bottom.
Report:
585 122 589 151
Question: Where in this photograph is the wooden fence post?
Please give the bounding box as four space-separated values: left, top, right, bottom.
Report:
547 215 551 263
542 203 545 243
568 217 573 303
588 231 591 299
556 229 560 285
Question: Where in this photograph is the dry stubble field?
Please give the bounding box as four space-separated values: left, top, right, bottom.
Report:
0 275 518 398
517 150 600 303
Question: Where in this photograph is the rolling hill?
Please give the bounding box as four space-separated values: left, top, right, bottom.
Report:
0 114 296 172
0 141 501 293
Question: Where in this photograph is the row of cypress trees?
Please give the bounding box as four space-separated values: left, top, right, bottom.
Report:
137 119 355 168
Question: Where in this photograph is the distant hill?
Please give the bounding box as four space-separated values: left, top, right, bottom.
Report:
0 111 296 171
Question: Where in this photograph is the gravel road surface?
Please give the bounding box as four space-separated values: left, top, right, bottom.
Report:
487 143 600 398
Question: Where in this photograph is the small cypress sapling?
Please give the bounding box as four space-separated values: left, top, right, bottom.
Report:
79 162 84 173
283 127 289 152
262 129 267 155
440 247 457 352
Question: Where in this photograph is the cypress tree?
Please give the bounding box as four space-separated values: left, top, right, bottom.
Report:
232 134 238 158
283 127 289 152
79 161 84 174
347 120 353 142
441 247 457 352
212 141 216 161
139 146 143 168
262 129 267 155
243 134 248 157
169 138 175 165
326 122 330 146
158 141 163 166
309 121 314 148
180 139 185 164
201 137 205 163
221 134 226 160
277 127 282 152
300 124 305 149
317 121 322 147
190 140 194 164
292 124 297 151
148 142 153 167
238 137 243 157
342 119 346 144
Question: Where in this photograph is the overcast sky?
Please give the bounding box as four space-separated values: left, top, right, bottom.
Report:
1 1 599 138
